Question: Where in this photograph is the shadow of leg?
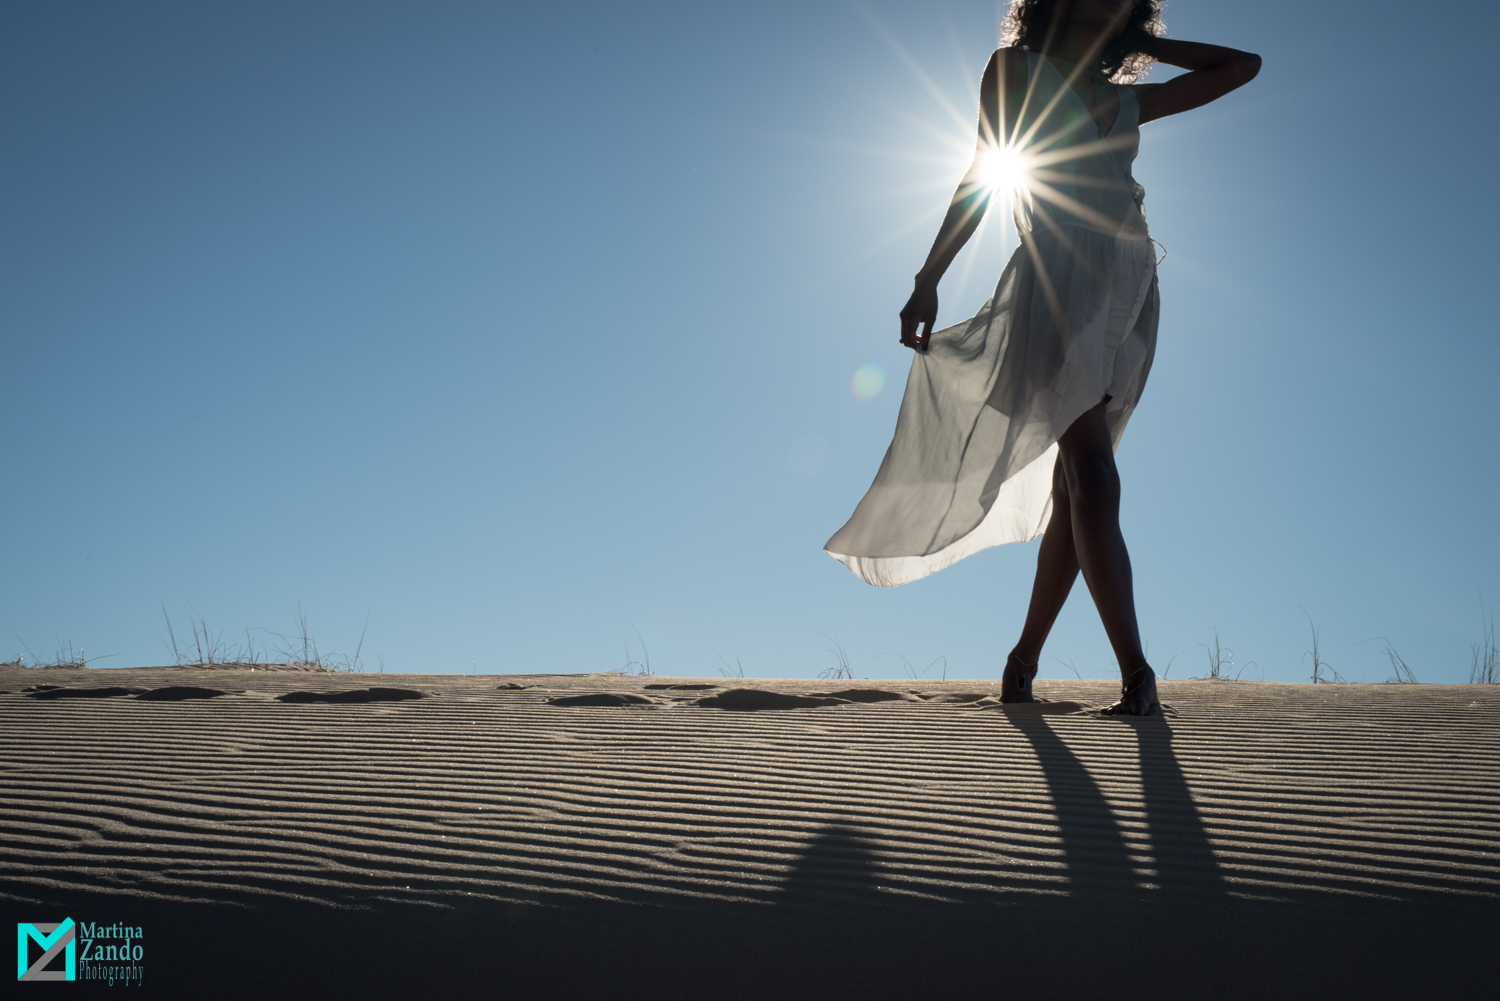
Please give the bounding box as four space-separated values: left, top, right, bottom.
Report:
1134 717 1226 898
1010 714 1138 898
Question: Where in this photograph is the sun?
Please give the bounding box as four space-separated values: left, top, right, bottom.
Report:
979 143 1030 196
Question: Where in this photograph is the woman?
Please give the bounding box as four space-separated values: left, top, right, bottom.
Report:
824 0 1260 715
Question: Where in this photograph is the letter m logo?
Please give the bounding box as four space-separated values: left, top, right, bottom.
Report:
17 920 75 981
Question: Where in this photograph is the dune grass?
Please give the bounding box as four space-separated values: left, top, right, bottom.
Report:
9 601 1498 682
895 655 947 681
818 635 854 680
156 602 366 672
816 634 855 680
1382 639 1420 684
1303 612 1346 684
7 638 103 670
1196 629 1254 680
1470 599 1497 684
715 651 746 678
616 624 653 676
279 605 367 672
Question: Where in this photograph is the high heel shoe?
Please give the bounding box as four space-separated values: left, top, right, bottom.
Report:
1100 666 1159 716
1000 652 1039 703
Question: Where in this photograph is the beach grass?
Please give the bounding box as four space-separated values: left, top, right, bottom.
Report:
1303 611 1345 684
1472 600 1498 684
1382 639 1420 684
816 634 855 680
1196 628 1253 680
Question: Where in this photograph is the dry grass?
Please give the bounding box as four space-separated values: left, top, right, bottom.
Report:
894 655 947 681
161 602 256 667
12 602 1499 683
1470 599 1497 684
276 605 366 672
1303 611 1345 684
617 624 652 675
817 634 854 680
715 651 746 678
1196 628 1253 680
1052 656 1084 679
159 602 366 672
8 638 103 669
1382 639 1420 684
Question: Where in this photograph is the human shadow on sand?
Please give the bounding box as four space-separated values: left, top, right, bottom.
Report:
1130 716 1227 897
1009 711 1226 900
12 711 1494 1001
771 715 1225 913
777 824 887 913
19 803 1494 1001
1008 712 1139 896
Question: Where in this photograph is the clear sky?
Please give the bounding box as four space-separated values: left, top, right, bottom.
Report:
4 1 1497 683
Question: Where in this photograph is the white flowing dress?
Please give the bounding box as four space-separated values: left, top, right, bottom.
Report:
826 53 1160 587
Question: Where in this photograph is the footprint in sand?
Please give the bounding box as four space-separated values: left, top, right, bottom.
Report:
693 689 848 709
547 693 663 708
546 687 1030 710
276 688 428 704
912 693 994 704
695 688 920 709
136 686 233 701
820 689 911 703
27 686 146 700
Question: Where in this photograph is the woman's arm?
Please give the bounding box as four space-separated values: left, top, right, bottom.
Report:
1131 38 1261 125
900 47 1027 351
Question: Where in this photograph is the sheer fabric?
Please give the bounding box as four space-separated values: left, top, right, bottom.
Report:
825 54 1160 587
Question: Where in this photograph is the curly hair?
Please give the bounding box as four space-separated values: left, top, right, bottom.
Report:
1001 0 1165 84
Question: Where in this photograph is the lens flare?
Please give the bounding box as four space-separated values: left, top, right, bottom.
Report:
980 144 1029 196
851 364 885 400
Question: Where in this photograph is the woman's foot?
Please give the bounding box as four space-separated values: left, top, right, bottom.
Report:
1100 666 1159 716
1001 652 1039 703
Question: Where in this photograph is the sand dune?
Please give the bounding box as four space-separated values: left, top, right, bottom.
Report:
3 665 1497 998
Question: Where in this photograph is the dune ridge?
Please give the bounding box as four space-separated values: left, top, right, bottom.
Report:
3 667 1498 917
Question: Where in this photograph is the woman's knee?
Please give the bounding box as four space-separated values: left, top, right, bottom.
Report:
1060 448 1120 505
1050 456 1071 506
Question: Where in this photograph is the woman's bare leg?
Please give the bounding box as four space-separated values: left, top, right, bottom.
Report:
1055 401 1150 678
1006 400 1158 713
1010 459 1081 666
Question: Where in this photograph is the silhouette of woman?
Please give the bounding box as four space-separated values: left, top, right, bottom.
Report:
825 1 1259 715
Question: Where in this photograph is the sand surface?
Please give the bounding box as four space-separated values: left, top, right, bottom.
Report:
4 666 1498 998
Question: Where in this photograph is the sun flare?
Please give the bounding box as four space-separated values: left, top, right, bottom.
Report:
979 143 1030 196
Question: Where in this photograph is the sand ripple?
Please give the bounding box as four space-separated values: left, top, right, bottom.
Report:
3 669 1498 915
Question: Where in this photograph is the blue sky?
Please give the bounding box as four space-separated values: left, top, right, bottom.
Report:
3 0 1497 683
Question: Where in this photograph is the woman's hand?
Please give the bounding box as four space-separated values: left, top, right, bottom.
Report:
900 280 939 352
